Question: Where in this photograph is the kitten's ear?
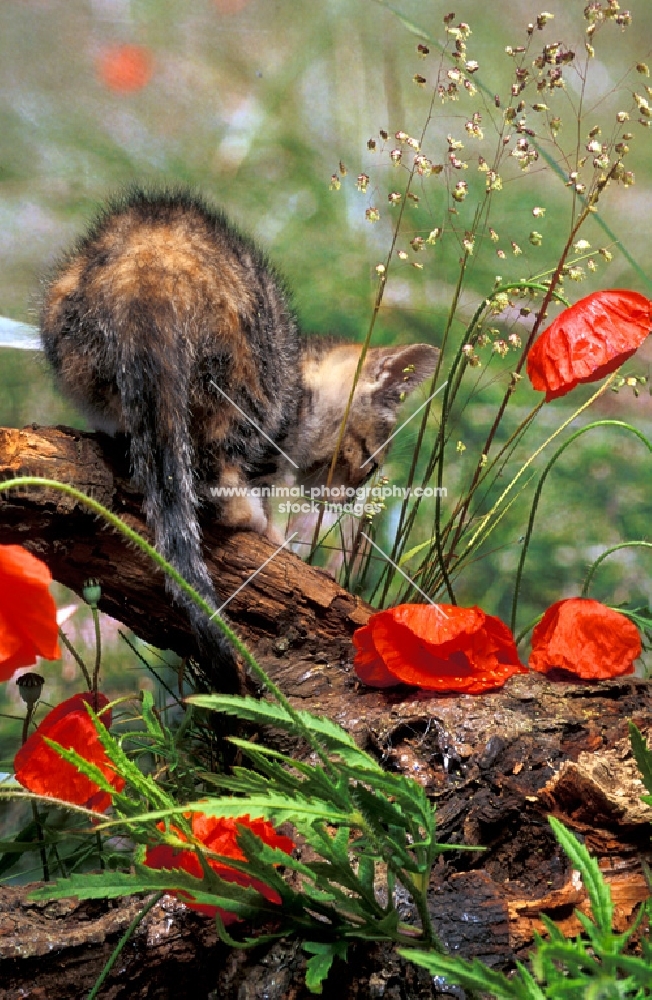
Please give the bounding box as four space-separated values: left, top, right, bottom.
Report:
363 343 440 405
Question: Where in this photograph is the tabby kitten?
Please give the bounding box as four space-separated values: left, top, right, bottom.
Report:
40 189 438 687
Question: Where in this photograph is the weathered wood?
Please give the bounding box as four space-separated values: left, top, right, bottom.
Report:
1 423 652 997
0 424 370 659
0 889 231 1000
2 676 651 996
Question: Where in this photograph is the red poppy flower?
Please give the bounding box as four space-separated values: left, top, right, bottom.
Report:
97 44 153 93
144 813 294 921
529 597 641 680
526 290 652 401
353 603 527 693
14 693 125 813
0 545 60 681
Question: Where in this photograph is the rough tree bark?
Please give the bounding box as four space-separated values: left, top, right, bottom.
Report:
0 424 651 1000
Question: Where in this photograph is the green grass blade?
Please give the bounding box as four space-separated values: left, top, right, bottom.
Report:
629 722 652 796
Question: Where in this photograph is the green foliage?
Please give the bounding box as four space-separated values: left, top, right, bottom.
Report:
512 423 652 632
29 700 650 998
629 723 652 800
401 817 652 1000
619 609 652 658
29 858 282 922
28 688 474 961
303 940 349 994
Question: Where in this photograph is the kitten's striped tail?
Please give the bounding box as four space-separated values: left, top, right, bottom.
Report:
116 322 240 694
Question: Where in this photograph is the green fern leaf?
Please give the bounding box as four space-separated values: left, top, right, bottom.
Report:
399 950 532 999
548 817 614 934
303 941 348 995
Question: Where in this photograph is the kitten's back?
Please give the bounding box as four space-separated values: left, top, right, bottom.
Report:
40 189 303 691
42 189 300 460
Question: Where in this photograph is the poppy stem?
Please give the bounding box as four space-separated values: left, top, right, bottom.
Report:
510 420 652 633
21 705 32 747
397 868 442 952
515 614 544 647
91 605 102 694
87 892 164 1000
58 627 92 691
308 90 441 567
21 703 50 881
444 159 623 575
393 283 565 606
464 375 621 594
95 830 105 871
581 540 652 600
30 802 50 882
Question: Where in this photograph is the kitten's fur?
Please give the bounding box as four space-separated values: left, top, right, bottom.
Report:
40 189 438 687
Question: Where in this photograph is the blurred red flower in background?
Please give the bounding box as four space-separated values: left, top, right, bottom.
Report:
0 545 60 681
529 597 641 680
527 290 652 401
144 813 294 921
14 692 125 813
97 44 153 93
212 0 251 12
353 603 527 693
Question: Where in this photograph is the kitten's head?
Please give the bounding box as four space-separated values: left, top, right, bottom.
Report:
295 341 440 488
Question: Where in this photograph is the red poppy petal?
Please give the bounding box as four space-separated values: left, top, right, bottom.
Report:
389 603 487 658
145 843 202 878
466 613 525 670
352 622 399 686
21 692 112 736
371 617 475 686
14 693 123 811
529 598 641 679
0 545 53 589
192 813 294 860
0 609 30 677
362 604 484 663
145 813 292 920
527 290 652 401
354 604 526 693
0 546 60 677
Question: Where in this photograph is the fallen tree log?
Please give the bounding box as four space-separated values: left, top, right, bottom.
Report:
0 424 371 659
1 423 651 999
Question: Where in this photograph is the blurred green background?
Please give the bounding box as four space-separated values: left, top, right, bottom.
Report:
1 0 652 770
